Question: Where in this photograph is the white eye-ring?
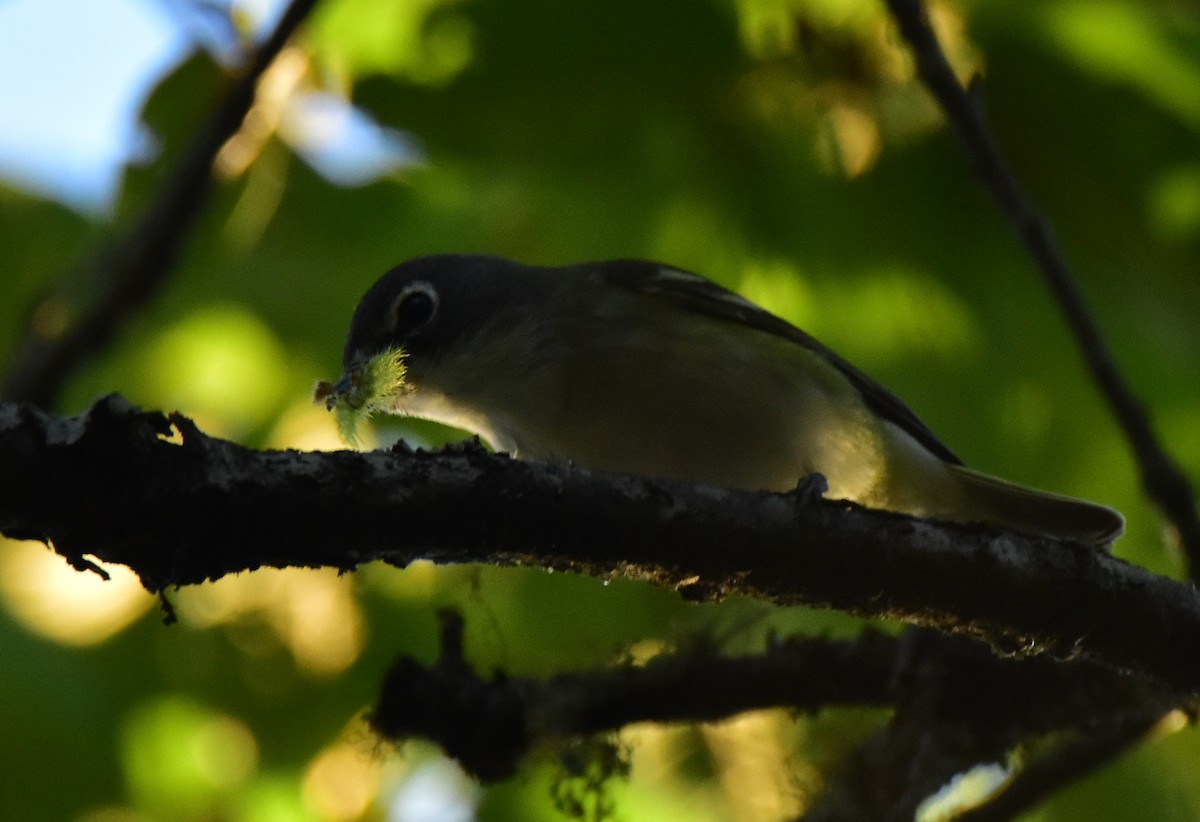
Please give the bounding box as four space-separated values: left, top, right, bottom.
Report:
391 281 438 336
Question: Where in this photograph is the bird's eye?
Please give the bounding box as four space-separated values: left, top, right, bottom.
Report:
391 282 438 337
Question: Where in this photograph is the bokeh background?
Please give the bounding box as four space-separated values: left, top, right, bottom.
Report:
2 0 1199 819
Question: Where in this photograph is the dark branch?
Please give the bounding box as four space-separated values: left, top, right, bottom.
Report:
952 710 1168 822
882 0 1200 574
4 394 1200 696
0 0 321 408
868 4 1194 814
370 612 901 780
372 615 1173 786
799 630 1174 822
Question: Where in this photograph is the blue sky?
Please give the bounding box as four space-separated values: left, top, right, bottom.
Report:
0 0 412 216
0 0 194 213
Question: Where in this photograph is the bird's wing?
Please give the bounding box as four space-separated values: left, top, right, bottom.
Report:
601 260 962 465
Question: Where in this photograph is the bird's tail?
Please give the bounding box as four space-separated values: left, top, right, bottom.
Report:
948 464 1124 547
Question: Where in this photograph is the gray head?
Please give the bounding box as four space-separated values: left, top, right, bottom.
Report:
341 254 557 373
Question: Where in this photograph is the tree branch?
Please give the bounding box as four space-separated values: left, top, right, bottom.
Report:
951 710 1168 822
4 394 1200 697
0 0 321 408
846 5 1197 813
370 614 1173 787
882 0 1200 574
799 630 1173 822
370 612 901 780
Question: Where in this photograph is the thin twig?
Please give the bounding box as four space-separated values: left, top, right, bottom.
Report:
797 629 1171 822
952 711 1167 822
0 0 321 408
882 0 1200 574
877 2 1193 816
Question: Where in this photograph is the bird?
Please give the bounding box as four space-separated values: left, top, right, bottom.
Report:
325 253 1124 546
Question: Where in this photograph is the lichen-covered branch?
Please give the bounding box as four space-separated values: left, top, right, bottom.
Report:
370 612 900 780
3 394 1200 698
370 614 1173 787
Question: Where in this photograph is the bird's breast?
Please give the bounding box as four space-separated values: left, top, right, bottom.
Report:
406 315 891 498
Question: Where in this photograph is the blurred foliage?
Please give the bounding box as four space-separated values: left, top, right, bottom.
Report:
2 0 1200 819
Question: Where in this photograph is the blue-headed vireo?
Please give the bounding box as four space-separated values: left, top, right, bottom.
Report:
324 254 1124 546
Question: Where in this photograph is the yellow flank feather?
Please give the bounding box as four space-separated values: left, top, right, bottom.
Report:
315 346 408 447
